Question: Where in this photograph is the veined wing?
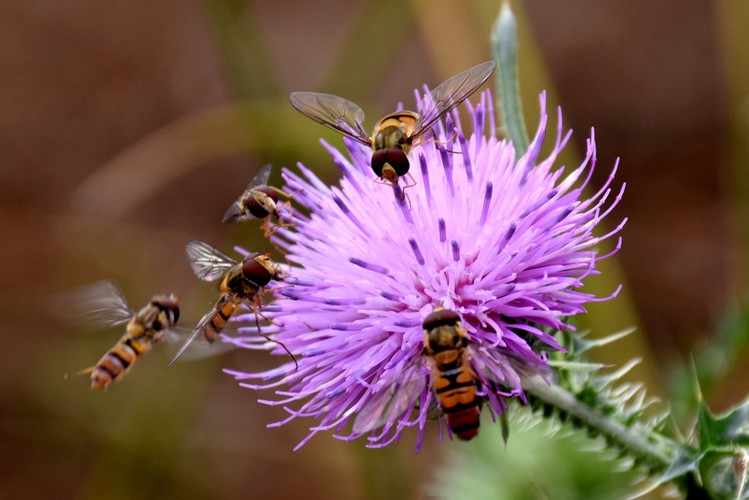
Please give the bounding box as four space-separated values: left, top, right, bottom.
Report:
166 300 226 368
352 362 429 436
223 164 273 223
56 279 135 329
185 240 237 281
160 325 236 362
413 60 496 139
245 163 272 190
289 92 371 146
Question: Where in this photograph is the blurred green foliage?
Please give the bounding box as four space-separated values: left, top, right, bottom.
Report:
430 410 641 500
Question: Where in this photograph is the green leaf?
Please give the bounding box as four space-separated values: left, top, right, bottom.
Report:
698 400 749 450
575 328 637 355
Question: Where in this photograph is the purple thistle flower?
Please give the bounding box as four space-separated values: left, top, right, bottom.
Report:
224 90 625 450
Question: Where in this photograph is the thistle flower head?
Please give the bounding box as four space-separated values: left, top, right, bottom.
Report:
225 90 625 450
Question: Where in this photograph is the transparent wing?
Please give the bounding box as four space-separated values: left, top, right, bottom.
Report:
222 201 253 224
468 344 547 394
53 279 134 329
185 240 237 281
352 362 429 435
223 164 273 223
159 327 187 345
161 325 236 362
413 60 496 139
289 92 371 146
166 305 222 368
246 163 272 190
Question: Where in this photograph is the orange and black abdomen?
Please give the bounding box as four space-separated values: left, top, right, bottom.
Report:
90 335 151 390
432 361 480 440
204 296 240 342
423 307 480 440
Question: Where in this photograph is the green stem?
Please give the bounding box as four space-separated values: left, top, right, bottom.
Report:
522 376 682 469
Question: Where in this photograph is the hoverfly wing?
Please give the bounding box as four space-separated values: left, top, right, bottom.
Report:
289 92 371 145
162 325 236 362
412 60 496 140
185 240 237 281
221 201 247 224
160 325 188 345
352 364 428 436
54 279 135 329
247 163 273 190
166 307 218 368
222 164 273 224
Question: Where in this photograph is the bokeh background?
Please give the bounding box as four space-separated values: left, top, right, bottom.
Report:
1 0 747 498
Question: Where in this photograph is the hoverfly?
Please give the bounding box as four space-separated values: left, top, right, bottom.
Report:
66 280 180 390
223 164 295 236
353 307 505 441
168 240 289 367
289 60 495 192
421 307 481 440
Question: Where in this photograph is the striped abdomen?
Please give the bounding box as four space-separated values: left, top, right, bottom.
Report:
432 359 480 440
423 308 479 440
90 334 152 389
204 295 241 342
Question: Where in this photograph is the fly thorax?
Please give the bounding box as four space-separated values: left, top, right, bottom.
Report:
373 124 406 150
126 319 146 338
427 326 464 352
373 111 419 149
137 306 164 335
224 268 245 293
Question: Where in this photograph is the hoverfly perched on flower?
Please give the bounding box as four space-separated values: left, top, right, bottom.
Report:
421 307 481 440
222 164 295 236
289 60 495 194
65 280 181 390
354 307 510 441
168 240 291 367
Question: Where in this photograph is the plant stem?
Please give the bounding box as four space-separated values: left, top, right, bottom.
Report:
522 375 682 469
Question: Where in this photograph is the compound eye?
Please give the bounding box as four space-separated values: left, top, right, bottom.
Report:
422 308 461 331
241 256 272 287
370 150 387 177
164 301 180 324
246 187 278 218
151 296 180 325
370 148 410 178
387 149 410 177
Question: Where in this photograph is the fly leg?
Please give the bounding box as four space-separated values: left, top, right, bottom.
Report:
252 293 298 370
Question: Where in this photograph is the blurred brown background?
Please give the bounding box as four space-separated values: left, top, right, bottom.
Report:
1 0 746 498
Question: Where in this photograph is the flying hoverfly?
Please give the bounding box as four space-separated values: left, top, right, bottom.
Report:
222 164 295 236
353 307 507 441
66 280 181 390
168 240 289 367
289 60 496 192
